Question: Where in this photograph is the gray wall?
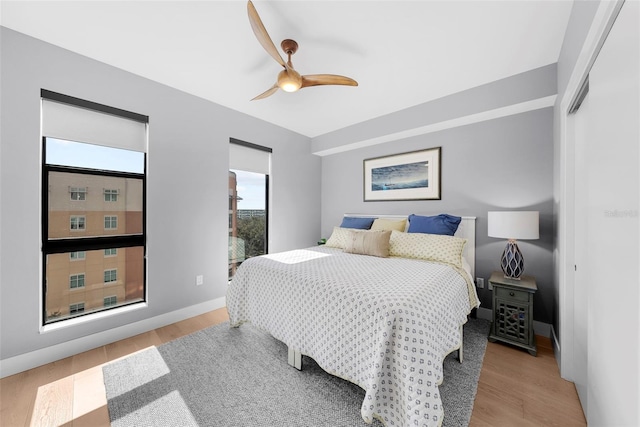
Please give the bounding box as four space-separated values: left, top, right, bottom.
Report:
320 109 555 323
313 64 557 155
0 27 321 360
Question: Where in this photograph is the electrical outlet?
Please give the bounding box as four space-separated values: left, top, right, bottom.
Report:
476 277 484 289
196 275 204 286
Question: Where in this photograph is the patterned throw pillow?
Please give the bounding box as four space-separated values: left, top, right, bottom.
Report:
389 230 467 268
370 218 407 232
325 226 354 249
343 229 392 258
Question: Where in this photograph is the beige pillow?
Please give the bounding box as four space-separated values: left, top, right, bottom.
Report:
389 230 466 268
370 218 407 232
344 229 391 258
325 226 354 249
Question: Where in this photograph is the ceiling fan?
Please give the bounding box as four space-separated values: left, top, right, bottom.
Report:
247 0 358 101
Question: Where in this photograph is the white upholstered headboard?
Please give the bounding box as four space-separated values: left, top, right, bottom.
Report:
343 214 477 277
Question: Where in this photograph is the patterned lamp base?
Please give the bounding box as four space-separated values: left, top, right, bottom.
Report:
501 240 524 279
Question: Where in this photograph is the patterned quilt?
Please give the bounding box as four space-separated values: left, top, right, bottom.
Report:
227 246 480 427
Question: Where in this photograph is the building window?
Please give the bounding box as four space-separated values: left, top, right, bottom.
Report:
70 187 87 201
42 89 147 326
104 269 117 283
70 215 86 231
104 296 117 307
69 273 85 289
70 251 86 260
70 303 85 314
104 189 119 202
104 248 117 257
104 215 118 230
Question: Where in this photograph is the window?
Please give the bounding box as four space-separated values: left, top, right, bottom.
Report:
70 303 85 314
70 187 87 201
104 215 118 230
104 189 118 202
42 89 147 325
228 139 271 279
69 273 85 289
104 248 117 257
104 269 117 283
70 215 86 231
70 251 86 260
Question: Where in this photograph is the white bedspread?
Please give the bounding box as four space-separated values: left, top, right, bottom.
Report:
227 246 480 427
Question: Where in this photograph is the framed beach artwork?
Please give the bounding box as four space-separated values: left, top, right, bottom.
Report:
363 147 441 201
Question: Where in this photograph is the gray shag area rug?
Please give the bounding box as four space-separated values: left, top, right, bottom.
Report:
103 318 489 427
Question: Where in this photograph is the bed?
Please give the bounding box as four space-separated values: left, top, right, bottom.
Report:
227 215 479 427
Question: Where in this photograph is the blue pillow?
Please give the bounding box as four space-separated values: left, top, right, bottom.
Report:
407 214 462 236
340 216 376 230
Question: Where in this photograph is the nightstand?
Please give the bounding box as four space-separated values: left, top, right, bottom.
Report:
488 271 537 356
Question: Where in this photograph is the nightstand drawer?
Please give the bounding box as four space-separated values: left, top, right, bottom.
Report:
495 286 530 302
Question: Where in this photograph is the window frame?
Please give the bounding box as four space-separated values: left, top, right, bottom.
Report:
104 248 117 257
70 186 87 201
69 273 85 289
104 215 118 230
41 89 148 327
69 302 85 314
70 251 86 261
104 268 117 283
228 138 271 279
104 189 119 202
70 215 86 231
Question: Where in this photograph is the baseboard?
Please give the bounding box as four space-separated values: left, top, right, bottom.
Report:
476 307 552 338
551 324 562 371
533 320 551 338
0 296 226 378
476 306 493 321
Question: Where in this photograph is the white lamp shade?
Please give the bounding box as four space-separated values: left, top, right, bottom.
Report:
488 211 539 240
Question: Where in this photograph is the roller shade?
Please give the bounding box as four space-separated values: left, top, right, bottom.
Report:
41 92 147 153
229 141 271 175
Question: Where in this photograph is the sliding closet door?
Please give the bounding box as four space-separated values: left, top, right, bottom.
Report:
574 1 639 425
572 86 590 414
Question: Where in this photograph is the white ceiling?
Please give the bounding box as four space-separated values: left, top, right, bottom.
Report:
1 0 573 138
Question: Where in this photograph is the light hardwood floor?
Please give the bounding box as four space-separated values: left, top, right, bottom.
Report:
1 308 586 427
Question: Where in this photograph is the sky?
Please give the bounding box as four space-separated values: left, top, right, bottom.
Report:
46 138 144 173
232 169 266 210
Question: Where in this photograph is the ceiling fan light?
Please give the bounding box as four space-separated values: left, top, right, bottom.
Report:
280 82 300 92
277 70 302 92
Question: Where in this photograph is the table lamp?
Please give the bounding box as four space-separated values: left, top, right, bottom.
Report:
488 211 539 279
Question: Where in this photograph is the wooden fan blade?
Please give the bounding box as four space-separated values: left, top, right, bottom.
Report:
301 74 358 88
251 84 279 101
247 1 287 69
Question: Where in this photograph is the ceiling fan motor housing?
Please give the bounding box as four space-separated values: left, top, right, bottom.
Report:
277 68 302 92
